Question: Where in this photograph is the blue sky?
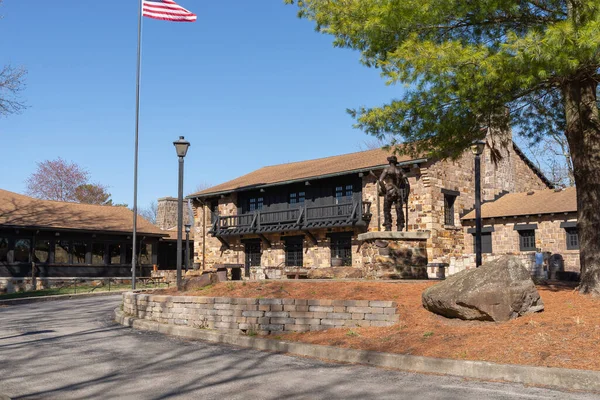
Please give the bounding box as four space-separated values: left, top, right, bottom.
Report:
0 0 401 209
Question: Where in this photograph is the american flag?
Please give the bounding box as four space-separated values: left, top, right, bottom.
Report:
142 0 197 22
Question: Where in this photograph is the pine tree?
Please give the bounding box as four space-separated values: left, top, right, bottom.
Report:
288 0 600 294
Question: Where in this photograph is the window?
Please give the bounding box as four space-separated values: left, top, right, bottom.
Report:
472 232 492 254
244 241 261 268
0 238 9 262
92 242 105 265
444 194 456 226
249 197 263 211
55 240 70 264
345 185 353 197
14 239 31 263
284 237 303 267
72 241 87 264
109 243 122 264
335 185 353 204
289 191 305 205
34 240 50 263
330 234 352 266
519 230 536 251
335 186 343 202
566 228 579 250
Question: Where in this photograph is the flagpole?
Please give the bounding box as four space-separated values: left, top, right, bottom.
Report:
132 0 143 290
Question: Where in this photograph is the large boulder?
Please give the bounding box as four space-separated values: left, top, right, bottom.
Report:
422 256 544 322
182 272 217 291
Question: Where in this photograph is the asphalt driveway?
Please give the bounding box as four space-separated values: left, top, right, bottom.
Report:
0 296 597 399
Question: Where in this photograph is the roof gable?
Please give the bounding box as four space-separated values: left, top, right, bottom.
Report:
462 187 576 220
0 189 165 236
189 148 422 198
189 140 552 199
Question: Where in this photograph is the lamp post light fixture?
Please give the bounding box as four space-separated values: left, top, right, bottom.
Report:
185 223 191 272
471 139 486 268
173 136 190 290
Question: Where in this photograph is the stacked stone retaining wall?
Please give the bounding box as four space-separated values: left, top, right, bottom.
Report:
122 292 399 335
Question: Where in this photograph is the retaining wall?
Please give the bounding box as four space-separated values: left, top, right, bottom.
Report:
122 292 399 335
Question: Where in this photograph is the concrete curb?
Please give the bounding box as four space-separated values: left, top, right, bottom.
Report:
0 290 128 306
115 308 600 393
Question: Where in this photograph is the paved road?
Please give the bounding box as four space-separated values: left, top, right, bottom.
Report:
0 296 598 400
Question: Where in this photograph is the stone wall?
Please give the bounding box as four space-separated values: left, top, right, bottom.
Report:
122 292 399 335
150 270 178 283
359 231 429 279
425 154 475 264
513 149 550 193
416 139 550 270
157 197 193 231
193 219 365 274
454 213 580 275
482 128 515 200
193 194 240 270
361 142 548 270
480 129 548 201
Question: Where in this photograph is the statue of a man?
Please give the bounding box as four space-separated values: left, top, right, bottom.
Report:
378 156 410 231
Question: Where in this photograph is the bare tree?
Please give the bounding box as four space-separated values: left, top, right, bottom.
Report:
357 134 396 151
0 1 27 117
0 65 27 117
25 158 116 204
189 182 211 196
138 200 158 224
26 158 89 202
522 134 574 188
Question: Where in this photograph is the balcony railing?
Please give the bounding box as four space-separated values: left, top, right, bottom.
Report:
210 200 371 237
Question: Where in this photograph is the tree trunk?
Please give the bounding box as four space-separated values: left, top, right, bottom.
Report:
563 78 600 295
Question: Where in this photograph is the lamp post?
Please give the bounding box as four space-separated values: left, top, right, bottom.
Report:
173 136 190 290
471 140 486 268
184 223 191 272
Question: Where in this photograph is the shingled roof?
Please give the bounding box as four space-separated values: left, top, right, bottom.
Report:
189 148 424 198
462 187 577 220
0 189 166 236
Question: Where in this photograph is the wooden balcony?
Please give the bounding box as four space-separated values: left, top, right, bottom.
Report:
210 201 371 237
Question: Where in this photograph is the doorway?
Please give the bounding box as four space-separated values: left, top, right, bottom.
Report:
244 240 261 277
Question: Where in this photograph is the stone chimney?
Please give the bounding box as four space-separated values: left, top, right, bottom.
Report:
156 197 193 231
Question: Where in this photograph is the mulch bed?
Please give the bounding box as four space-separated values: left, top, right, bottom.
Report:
155 280 600 371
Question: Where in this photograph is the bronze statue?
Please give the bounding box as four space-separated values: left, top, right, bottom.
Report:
378 156 410 231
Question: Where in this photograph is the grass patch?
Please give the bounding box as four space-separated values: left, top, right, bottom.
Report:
0 283 168 300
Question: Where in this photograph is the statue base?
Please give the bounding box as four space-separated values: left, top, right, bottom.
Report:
357 231 430 280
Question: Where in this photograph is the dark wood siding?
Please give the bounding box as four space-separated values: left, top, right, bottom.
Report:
0 228 160 278
236 176 361 215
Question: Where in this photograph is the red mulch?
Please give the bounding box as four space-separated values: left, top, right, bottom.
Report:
156 280 600 371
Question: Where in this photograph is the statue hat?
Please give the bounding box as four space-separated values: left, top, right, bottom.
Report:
387 155 398 164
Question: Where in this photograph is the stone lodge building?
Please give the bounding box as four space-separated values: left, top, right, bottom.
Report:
461 187 579 276
188 135 553 279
